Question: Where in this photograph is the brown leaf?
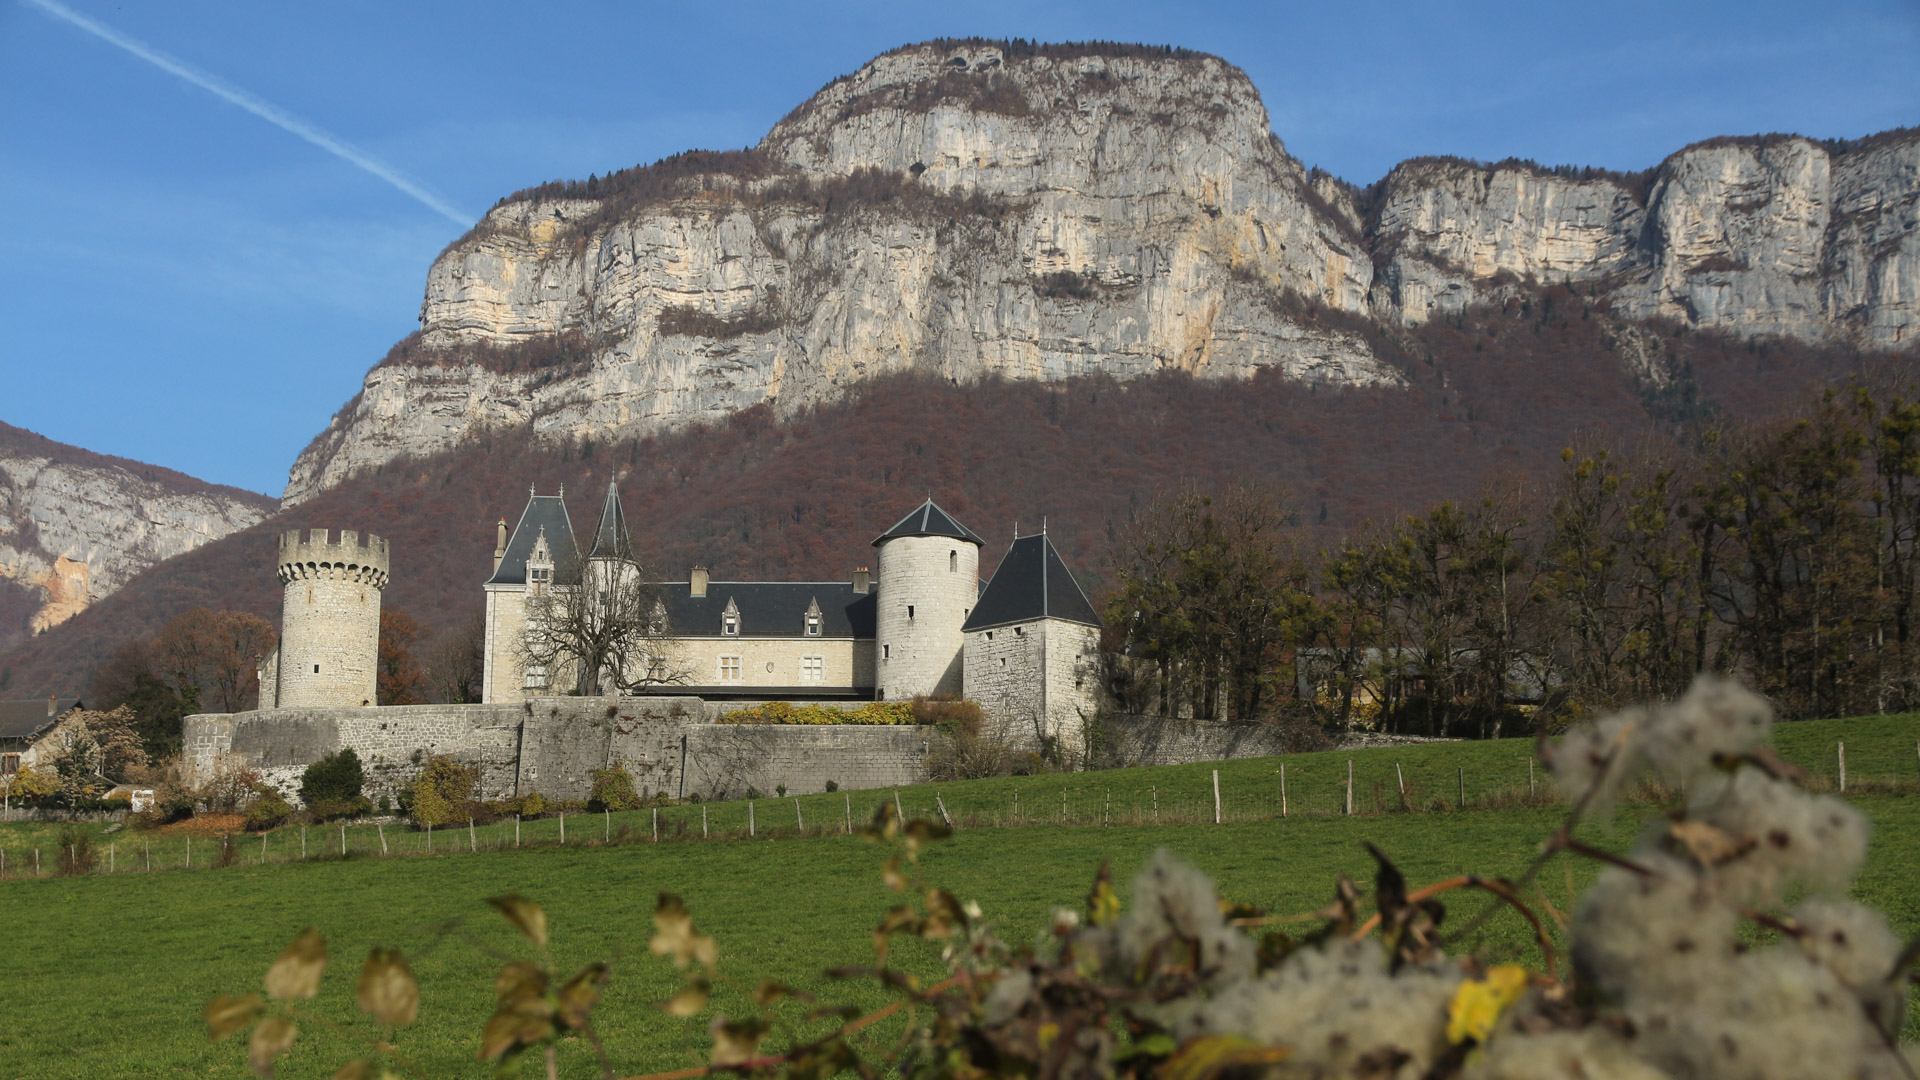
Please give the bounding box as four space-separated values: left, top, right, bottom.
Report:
486 895 548 947
752 979 791 1007
265 928 329 1001
494 960 548 1006
479 998 555 1061
709 1015 769 1067
356 947 419 1027
556 963 608 1029
248 1015 298 1077
1669 820 1755 867
206 994 264 1041
331 1061 374 1080
661 981 710 1017
923 888 968 939
860 801 898 841
650 893 717 971
881 855 908 892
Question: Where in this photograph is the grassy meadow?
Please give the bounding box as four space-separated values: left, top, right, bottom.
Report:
0 713 1914 1079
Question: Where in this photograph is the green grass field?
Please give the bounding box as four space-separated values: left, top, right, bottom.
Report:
0 713 1915 1079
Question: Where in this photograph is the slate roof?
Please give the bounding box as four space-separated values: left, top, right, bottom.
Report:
961 533 1101 631
0 697 81 743
587 479 635 561
872 498 985 547
487 494 577 585
661 582 877 638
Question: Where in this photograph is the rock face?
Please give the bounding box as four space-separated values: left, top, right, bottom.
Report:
0 422 273 637
281 42 1920 506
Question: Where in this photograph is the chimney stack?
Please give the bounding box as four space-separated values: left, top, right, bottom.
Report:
851 567 871 594
493 519 508 572
690 566 709 598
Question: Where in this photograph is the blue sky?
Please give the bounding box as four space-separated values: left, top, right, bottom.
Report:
2 1 1915 497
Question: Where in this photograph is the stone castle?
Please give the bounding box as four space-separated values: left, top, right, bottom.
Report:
194 488 1120 805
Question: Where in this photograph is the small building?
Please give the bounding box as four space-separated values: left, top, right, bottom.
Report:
0 696 84 775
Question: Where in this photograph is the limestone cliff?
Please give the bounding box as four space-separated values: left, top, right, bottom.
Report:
0 421 273 640
281 41 1920 506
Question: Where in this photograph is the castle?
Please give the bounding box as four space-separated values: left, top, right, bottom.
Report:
258 484 1103 748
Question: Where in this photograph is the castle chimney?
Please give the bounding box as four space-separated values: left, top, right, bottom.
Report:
690 566 709 598
851 567 870 594
493 518 508 572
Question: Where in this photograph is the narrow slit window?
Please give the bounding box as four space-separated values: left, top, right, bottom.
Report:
949 550 957 572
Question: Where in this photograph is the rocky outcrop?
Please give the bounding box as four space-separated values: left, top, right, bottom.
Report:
0 422 272 636
1367 133 1920 342
281 41 1920 506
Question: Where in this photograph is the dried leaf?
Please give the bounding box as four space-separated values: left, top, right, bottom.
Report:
206 994 264 1041
923 888 967 938
486 895 548 947
882 855 908 892
650 893 718 971
479 997 555 1061
661 981 710 1017
1162 1034 1291 1080
709 1015 770 1067
494 960 548 1006
1086 863 1121 929
264 928 328 1001
902 819 952 856
356 947 419 1027
331 1060 374 1080
860 801 898 842
1668 820 1755 867
1447 964 1530 1044
752 979 793 1007
247 1014 298 1077
556 963 608 1029
1365 843 1407 924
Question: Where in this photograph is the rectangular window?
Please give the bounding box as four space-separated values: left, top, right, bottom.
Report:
723 614 739 635
719 656 742 681
805 613 820 636
1 753 17 775
801 656 824 681
524 665 548 689
907 605 915 620
883 644 890 660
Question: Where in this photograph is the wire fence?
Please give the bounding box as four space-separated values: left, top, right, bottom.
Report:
2 734 1914 881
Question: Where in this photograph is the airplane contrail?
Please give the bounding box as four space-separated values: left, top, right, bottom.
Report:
23 0 473 227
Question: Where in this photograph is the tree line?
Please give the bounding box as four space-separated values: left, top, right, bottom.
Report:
1105 379 1920 734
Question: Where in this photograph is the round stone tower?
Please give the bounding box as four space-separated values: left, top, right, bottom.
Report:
274 529 389 708
873 499 982 701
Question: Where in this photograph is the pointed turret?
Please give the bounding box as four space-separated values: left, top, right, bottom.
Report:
588 478 635 562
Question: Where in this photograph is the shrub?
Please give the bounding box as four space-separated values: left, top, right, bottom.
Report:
403 757 480 827
587 766 641 813
824 780 839 793
299 749 365 806
54 827 97 876
719 701 920 725
518 791 548 818
245 789 294 832
306 796 371 823
1 766 60 803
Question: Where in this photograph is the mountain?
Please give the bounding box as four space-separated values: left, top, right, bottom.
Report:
0 420 274 658
282 39 1919 506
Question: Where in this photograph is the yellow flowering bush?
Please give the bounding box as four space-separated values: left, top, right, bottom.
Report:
718 701 919 725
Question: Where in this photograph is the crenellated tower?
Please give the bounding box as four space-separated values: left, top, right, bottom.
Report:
265 529 390 709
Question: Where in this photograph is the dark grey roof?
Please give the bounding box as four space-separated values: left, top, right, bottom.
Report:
961 533 1101 631
0 697 80 742
872 498 984 547
661 582 877 639
588 479 635 561
487 494 577 585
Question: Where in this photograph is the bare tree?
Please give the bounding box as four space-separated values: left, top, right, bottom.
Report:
519 553 690 696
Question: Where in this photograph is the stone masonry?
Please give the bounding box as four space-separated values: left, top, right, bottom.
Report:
267 529 389 708
876 534 979 701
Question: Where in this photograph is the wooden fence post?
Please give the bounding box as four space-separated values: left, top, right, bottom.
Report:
653 807 659 842
894 788 904 823
514 815 520 847
1345 760 1354 816
795 798 804 833
844 792 852 834
749 800 755 837
340 826 346 857
110 842 115 873
471 818 478 852
1839 742 1847 792
425 824 431 853
1396 763 1408 811
1529 759 1536 797
259 835 266 865
1151 785 1158 822
559 813 565 844
1103 791 1110 826
936 794 952 828
1212 770 1222 825
1458 766 1465 809
300 827 306 859
1061 788 1067 824
182 841 187 870
379 823 388 855
604 809 610 842
702 804 708 839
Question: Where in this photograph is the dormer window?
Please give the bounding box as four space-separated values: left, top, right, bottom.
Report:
722 598 740 636
806 612 821 636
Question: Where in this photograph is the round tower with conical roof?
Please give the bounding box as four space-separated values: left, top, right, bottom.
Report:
873 498 982 701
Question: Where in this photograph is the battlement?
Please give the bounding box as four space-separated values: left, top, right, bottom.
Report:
277 528 391 588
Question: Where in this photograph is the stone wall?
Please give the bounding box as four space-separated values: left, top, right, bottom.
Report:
1095 714 1299 767
183 697 928 805
876 534 977 700
274 529 387 708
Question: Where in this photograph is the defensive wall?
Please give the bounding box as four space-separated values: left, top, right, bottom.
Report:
182 700 1308 806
